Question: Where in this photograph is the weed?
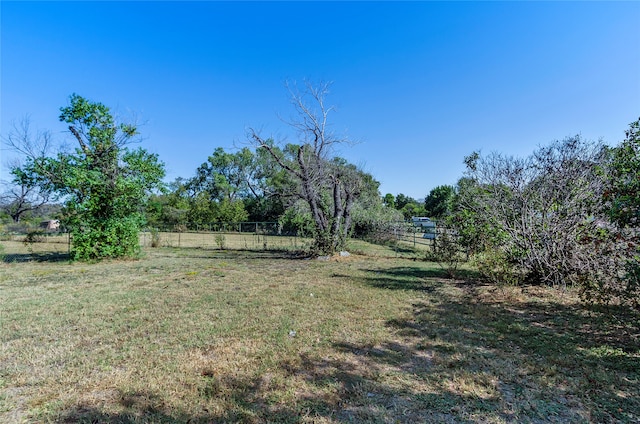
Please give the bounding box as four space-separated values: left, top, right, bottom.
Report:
150 228 161 248
215 233 226 250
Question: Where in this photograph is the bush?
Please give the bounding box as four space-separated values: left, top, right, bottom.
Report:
471 249 524 287
150 228 161 248
70 216 141 261
215 234 226 250
578 227 640 309
428 229 464 278
23 229 46 244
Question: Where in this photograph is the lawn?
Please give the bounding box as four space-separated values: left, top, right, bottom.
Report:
1 240 638 423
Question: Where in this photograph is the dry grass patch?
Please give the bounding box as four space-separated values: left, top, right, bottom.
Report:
1 242 638 423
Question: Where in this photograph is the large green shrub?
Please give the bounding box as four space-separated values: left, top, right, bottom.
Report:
18 94 165 261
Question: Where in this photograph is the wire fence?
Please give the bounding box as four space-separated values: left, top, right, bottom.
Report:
140 230 312 251
0 220 441 255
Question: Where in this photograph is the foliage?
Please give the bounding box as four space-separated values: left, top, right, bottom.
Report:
393 193 413 210
216 199 249 223
447 177 507 257
150 228 161 248
428 227 464 278
351 198 404 240
250 82 368 255
399 202 426 221
423 184 455 219
606 118 640 228
577 225 638 308
391 193 426 220
471 248 524 287
16 94 165 260
214 233 226 250
277 200 316 236
144 179 190 228
588 117 640 307
146 145 285 228
459 136 611 289
382 193 395 208
189 147 257 202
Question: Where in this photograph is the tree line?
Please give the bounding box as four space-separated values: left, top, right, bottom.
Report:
1 83 402 258
1 85 638 308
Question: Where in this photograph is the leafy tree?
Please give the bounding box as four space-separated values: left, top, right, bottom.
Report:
448 177 502 256
187 192 218 226
278 200 315 236
606 118 640 228
382 193 395 208
17 94 165 260
598 117 640 307
390 193 426 220
144 178 190 229
181 145 286 225
250 81 367 255
351 194 404 240
394 193 414 210
216 199 248 223
400 202 426 221
190 147 258 202
424 185 455 220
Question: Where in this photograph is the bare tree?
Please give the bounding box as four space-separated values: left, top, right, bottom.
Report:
249 81 364 254
1 118 53 222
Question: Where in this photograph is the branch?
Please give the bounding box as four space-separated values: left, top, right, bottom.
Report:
68 125 90 154
249 130 303 180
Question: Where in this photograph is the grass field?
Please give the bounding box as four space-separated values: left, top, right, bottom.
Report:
1 240 638 423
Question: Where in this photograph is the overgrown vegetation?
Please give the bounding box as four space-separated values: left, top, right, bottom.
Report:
1 86 638 307
1 242 637 423
9 94 165 260
441 119 640 309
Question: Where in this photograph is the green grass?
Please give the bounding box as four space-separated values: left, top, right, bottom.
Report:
0 240 638 423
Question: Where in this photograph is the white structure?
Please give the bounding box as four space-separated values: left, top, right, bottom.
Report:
39 220 60 231
411 217 436 239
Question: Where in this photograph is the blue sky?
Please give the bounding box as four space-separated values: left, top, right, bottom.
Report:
2 1 639 200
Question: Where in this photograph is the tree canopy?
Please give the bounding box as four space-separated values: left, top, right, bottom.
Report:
17 94 165 260
249 82 371 255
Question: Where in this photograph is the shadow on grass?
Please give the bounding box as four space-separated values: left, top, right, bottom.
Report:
54 389 305 424
333 265 460 291
46 260 640 423
148 245 307 261
352 265 640 422
2 251 70 263
334 265 482 291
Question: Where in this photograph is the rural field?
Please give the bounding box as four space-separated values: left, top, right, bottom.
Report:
1 240 638 423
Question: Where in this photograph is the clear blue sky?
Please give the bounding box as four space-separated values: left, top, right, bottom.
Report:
2 1 639 200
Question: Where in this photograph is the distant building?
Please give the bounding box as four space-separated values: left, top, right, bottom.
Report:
40 220 60 231
411 217 437 239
